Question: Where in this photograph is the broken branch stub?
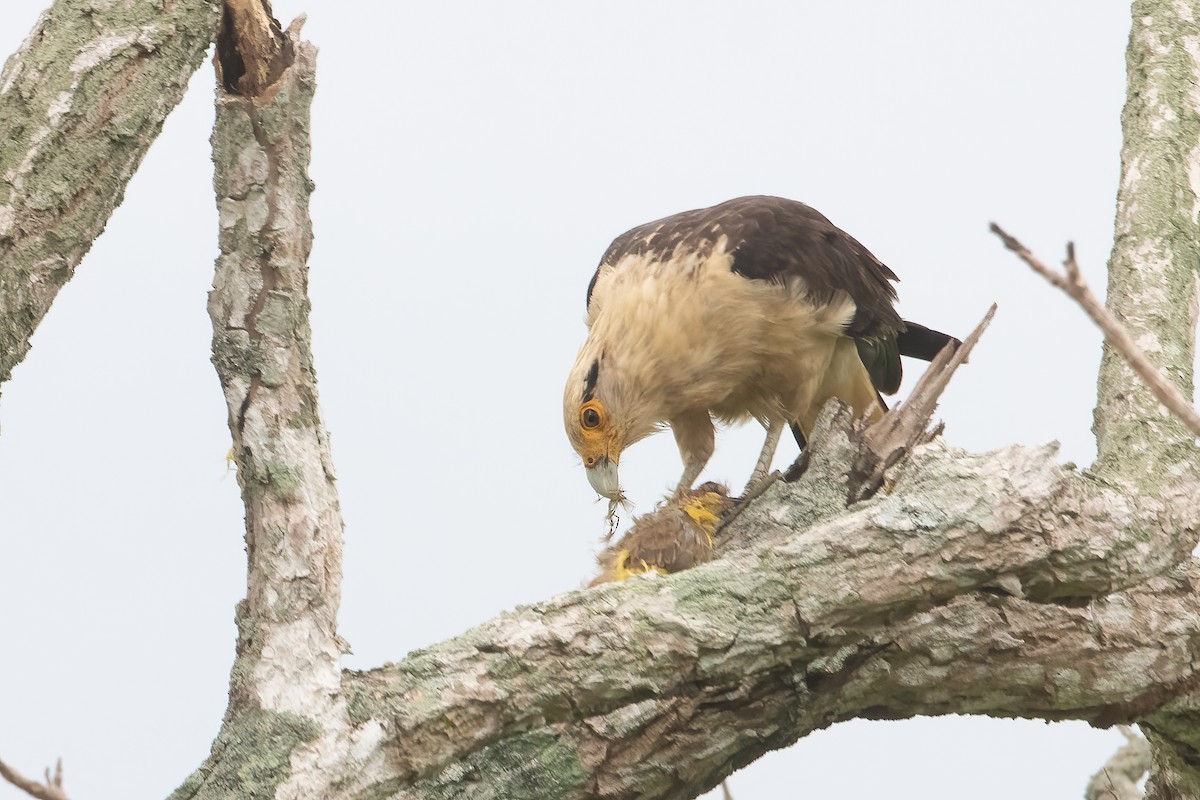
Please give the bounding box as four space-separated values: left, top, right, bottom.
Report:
215 0 294 97
846 304 995 504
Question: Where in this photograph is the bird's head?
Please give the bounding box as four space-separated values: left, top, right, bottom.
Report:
563 347 656 501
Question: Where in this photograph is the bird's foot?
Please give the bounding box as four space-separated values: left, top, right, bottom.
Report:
740 469 780 503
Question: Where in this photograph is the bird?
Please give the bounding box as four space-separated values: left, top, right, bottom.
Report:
563 195 958 506
590 483 736 586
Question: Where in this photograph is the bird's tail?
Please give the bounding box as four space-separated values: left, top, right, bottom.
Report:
896 320 961 361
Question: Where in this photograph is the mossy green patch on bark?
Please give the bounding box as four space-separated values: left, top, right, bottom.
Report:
255 293 303 338
1094 0 1200 484
210 329 263 378
409 729 589 800
345 685 377 727
264 462 301 495
168 707 321 800
1143 722 1200 799
0 0 220 390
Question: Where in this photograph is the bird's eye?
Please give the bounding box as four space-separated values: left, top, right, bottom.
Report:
581 406 602 429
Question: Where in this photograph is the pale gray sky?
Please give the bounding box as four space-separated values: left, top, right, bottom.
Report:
1 2 1137 797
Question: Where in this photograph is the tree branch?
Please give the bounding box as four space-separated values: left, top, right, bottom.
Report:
990 225 1200 440
0 757 69 800
204 2 347 712
847 304 990 502
215 0 293 97
1085 727 1149 800
1090 0 1200 483
172 8 356 800
328 437 1199 797
0 0 219 400
51 0 1200 797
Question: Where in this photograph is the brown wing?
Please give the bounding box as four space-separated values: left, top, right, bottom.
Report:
587 195 904 340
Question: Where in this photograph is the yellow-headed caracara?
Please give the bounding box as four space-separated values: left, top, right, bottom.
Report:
563 195 958 504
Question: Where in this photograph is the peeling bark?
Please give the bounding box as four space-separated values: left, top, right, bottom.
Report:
0 0 219 399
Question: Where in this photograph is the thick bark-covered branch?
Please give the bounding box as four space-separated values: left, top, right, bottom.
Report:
173 14 360 800
325 423 1200 798
0 0 219 397
204 15 345 719
163 1 1200 798
1093 0 1200 483
0 0 1194 796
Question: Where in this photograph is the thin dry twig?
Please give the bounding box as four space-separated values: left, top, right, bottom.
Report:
991 223 1200 438
0 757 70 800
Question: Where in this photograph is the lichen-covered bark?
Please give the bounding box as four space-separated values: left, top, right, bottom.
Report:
176 22 366 800
168 1 1200 797
325 413 1200 799
0 0 1159 795
206 29 345 718
1093 1 1200 793
1085 728 1150 800
1094 0 1200 483
173 409 1200 798
0 0 220 398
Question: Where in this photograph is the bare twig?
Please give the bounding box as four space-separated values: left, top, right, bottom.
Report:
0 757 70 800
1084 726 1149 800
991 223 1200 438
722 780 735 799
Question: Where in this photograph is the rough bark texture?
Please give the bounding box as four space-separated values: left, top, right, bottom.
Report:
1086 728 1151 800
3 0 1198 797
168 19 367 800
1093 0 1200 485
169 1 1199 797
1096 3 1200 796
324 413 1197 799
0 0 219 397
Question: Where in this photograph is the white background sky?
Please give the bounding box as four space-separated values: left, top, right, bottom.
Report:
1 1 1142 797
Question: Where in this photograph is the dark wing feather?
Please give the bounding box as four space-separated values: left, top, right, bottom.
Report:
719 197 903 340
587 196 904 341
855 336 903 395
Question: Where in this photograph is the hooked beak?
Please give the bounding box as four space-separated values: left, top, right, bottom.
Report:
586 456 621 500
